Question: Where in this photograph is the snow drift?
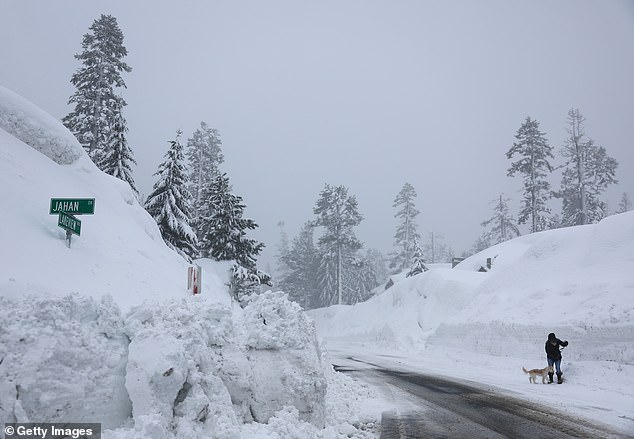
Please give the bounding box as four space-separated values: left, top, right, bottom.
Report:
312 212 634 364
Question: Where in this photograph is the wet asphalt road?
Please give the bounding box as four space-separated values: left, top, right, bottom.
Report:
334 361 629 439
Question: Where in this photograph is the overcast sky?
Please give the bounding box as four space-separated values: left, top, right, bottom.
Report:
2 1 633 272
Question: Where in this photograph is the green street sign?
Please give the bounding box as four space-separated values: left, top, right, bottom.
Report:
50 198 95 215
58 211 81 236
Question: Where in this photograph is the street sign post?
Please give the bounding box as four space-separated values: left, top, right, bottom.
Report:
50 198 95 215
50 198 93 248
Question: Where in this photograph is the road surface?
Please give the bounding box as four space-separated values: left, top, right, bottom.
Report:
334 357 628 439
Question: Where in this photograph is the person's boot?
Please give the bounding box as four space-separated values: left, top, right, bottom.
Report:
548 372 554 383
556 372 563 384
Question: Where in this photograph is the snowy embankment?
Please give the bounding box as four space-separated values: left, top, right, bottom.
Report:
0 86 377 438
310 210 634 434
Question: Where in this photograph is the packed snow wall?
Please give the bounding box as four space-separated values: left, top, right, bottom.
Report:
0 293 328 438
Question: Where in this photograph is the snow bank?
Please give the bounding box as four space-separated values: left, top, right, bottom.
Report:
0 292 337 439
313 212 634 365
310 269 483 348
0 85 84 165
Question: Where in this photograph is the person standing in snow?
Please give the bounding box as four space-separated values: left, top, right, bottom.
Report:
545 332 569 383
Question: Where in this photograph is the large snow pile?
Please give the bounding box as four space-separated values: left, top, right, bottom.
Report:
0 87 377 438
0 293 339 439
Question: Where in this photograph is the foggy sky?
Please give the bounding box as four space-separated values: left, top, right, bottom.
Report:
2 1 633 272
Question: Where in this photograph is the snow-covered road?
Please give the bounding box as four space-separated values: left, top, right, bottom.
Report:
332 355 626 438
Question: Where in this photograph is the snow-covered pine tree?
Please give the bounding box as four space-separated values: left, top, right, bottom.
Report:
407 240 428 277
144 130 197 260
317 250 337 307
365 248 389 288
506 117 554 232
557 108 618 226
313 184 363 305
617 192 632 214
277 222 321 309
198 173 269 300
471 232 492 255
480 195 520 245
422 232 454 264
186 122 224 214
390 183 422 272
98 97 137 194
63 14 131 165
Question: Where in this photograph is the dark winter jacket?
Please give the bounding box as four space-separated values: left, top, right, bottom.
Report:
545 333 568 360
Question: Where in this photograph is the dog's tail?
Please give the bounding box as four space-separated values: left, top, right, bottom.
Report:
522 367 529 374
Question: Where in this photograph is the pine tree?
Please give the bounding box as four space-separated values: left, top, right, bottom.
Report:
557 109 618 226
390 183 422 272
506 117 554 232
344 256 376 304
471 232 492 255
186 122 224 214
98 98 137 194
407 240 428 277
617 192 632 214
313 184 363 305
63 14 132 165
198 173 269 300
144 130 197 260
423 232 454 264
480 195 520 245
365 249 389 287
277 222 321 309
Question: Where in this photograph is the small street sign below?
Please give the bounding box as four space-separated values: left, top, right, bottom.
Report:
58 211 81 236
50 198 95 215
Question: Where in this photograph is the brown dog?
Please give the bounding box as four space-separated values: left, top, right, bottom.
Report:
522 366 553 384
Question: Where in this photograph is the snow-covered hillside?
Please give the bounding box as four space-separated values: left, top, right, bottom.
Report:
310 211 634 434
0 86 377 439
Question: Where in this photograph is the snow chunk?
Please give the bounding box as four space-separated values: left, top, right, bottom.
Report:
243 291 327 426
123 299 242 438
0 85 85 165
0 294 131 429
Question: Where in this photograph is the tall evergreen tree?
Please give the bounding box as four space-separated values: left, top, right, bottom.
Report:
313 184 363 306
99 98 137 194
145 130 197 260
365 249 389 287
186 122 224 213
480 195 520 245
390 183 421 272
277 222 321 309
198 173 269 300
423 232 454 264
557 108 618 226
506 117 554 232
344 256 376 305
617 192 632 214
63 14 132 165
